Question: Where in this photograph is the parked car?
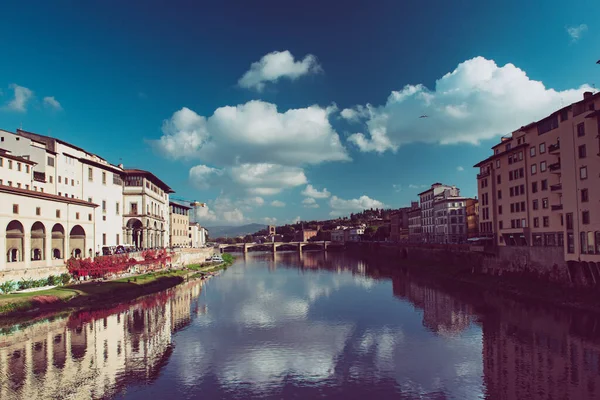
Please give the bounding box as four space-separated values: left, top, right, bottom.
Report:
210 254 224 263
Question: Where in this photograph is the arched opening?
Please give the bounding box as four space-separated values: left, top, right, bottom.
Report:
52 224 65 260
6 220 24 263
127 218 143 249
31 221 46 261
69 225 86 259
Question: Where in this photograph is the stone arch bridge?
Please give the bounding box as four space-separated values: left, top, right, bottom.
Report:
219 241 332 254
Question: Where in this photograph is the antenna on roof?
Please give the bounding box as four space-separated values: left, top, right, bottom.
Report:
19 122 22 130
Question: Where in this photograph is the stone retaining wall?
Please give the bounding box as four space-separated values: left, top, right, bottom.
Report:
345 242 599 287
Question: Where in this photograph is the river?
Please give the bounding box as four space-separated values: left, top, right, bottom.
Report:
1 251 599 399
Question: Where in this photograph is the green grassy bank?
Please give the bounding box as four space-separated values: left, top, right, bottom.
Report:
0 253 235 318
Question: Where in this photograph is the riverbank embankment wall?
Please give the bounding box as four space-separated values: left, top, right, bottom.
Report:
345 242 598 287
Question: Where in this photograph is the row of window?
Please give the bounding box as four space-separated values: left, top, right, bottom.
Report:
531 179 549 193
580 232 600 255
480 221 493 233
12 204 92 221
532 232 564 247
508 168 525 181
507 150 523 164
508 202 526 213
0 157 31 173
0 179 37 191
481 192 489 206
101 233 120 246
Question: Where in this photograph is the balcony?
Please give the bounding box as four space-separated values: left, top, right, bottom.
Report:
551 204 563 211
548 142 560 154
550 183 562 192
549 162 561 172
33 171 46 182
477 171 490 179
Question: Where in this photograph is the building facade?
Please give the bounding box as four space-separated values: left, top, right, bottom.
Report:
1 129 125 253
294 229 318 242
390 207 410 242
408 204 422 243
465 198 479 239
1 184 97 281
331 229 345 243
188 223 206 248
122 169 172 250
344 227 364 242
418 183 459 243
474 91 600 263
169 202 190 248
433 197 469 244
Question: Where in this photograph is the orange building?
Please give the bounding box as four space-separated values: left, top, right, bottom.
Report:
474 91 600 265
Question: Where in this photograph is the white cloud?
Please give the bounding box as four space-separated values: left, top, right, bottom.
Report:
301 184 331 199
329 195 386 216
191 203 218 223
238 50 322 91
157 101 349 202
43 96 62 111
5 84 33 112
222 209 245 224
270 200 286 207
456 166 464 172
566 24 588 42
302 197 319 208
291 216 301 224
262 217 278 224
188 165 223 189
190 163 307 198
345 57 593 152
155 101 348 166
231 164 307 194
237 196 265 211
392 184 402 192
408 184 428 189
340 105 370 122
191 197 249 225
157 107 209 159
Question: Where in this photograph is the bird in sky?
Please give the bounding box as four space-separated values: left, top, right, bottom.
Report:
419 115 428 118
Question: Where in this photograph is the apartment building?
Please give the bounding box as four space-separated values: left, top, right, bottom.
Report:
433 196 470 243
408 203 422 242
170 201 191 248
123 169 172 249
474 91 600 263
418 183 460 243
465 198 479 239
390 207 409 242
188 223 207 248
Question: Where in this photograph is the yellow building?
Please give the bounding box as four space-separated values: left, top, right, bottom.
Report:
169 201 190 248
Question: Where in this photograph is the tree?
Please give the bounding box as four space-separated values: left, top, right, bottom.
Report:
243 234 254 243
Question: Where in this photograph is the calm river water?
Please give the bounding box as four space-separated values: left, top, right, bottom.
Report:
1 251 600 399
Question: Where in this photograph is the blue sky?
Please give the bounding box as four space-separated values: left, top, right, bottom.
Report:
1 0 599 226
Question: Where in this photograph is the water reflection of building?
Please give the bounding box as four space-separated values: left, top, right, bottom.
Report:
482 304 600 400
0 280 203 399
392 277 472 336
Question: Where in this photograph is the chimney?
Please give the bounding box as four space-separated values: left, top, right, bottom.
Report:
118 163 124 168
584 91 593 100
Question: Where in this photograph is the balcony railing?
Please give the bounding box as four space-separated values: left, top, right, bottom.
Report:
550 183 562 192
548 142 560 153
33 171 46 182
477 171 490 179
549 162 561 172
551 204 563 211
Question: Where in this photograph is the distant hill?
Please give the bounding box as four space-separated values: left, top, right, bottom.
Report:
205 223 267 238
